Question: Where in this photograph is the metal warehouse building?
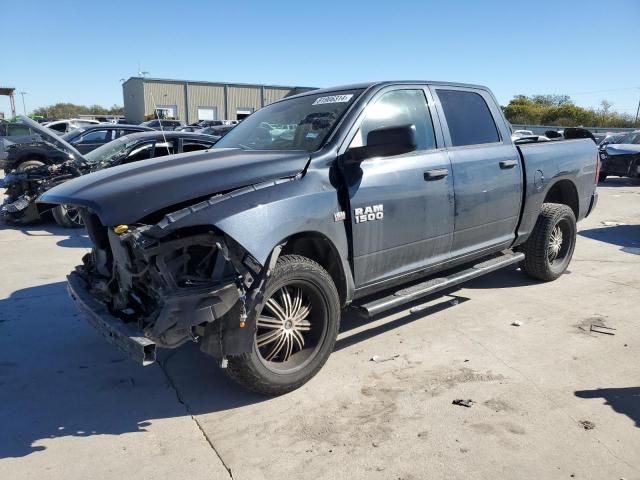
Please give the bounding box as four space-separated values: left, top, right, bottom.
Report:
122 77 314 124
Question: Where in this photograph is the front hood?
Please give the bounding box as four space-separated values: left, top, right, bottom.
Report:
17 116 84 160
606 143 640 156
38 148 310 225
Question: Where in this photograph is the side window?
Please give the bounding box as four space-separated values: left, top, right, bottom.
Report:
152 141 177 157
182 141 213 153
117 129 142 138
125 142 154 163
436 90 500 147
49 123 67 133
350 89 436 151
78 130 110 143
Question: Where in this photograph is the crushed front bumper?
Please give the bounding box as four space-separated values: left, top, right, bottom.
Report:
67 272 157 365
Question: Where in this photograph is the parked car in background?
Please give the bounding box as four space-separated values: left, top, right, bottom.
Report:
599 132 627 147
0 120 42 164
140 119 183 131
43 118 100 134
599 131 640 182
511 129 534 139
197 124 235 137
180 121 239 133
189 120 223 127
40 80 599 395
1 118 218 227
0 120 154 173
61 123 153 154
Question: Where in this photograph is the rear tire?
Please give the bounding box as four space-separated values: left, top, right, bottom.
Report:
226 255 341 396
52 204 84 228
520 203 576 281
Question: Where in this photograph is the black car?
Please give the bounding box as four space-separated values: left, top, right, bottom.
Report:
61 124 153 154
1 123 218 227
140 119 183 131
0 121 153 173
599 131 640 182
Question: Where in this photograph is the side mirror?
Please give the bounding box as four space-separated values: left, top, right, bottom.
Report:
345 124 417 164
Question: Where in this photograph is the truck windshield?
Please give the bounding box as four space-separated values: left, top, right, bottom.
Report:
214 89 363 152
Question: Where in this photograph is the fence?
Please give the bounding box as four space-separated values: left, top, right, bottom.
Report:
512 124 637 135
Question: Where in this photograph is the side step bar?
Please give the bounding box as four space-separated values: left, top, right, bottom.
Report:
353 251 525 318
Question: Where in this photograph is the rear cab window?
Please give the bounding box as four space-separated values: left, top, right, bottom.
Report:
435 89 500 147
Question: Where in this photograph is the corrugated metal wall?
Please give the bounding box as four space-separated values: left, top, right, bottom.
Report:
264 87 293 105
227 86 262 120
143 82 185 121
124 78 315 123
186 84 226 123
122 78 145 124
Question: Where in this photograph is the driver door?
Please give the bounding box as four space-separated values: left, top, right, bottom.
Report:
343 87 454 288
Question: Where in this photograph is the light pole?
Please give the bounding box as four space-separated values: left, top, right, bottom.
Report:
635 88 640 126
19 91 27 115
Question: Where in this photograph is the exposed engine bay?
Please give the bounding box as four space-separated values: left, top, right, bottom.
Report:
74 209 274 361
1 161 85 224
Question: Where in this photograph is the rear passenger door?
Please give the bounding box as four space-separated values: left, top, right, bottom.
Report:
432 87 522 258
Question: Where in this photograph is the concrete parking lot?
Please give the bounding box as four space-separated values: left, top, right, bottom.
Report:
0 177 638 480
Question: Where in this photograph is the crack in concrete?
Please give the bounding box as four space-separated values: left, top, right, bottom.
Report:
158 353 234 479
573 258 640 264
575 272 640 291
453 326 640 474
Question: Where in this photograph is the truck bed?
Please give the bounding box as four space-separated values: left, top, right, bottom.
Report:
516 138 598 240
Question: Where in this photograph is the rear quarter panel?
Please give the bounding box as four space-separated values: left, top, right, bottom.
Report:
516 139 597 242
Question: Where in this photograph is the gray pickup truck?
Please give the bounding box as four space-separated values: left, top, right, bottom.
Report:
40 81 599 395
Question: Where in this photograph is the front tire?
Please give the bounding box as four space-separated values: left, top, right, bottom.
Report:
16 160 45 172
226 255 341 396
52 204 84 228
520 203 576 281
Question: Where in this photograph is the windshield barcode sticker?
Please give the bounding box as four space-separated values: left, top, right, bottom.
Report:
312 94 353 105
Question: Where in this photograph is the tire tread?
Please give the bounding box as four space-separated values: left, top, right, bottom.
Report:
225 255 340 396
520 202 575 281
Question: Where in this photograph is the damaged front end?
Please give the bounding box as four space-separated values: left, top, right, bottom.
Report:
1 161 84 224
72 210 272 365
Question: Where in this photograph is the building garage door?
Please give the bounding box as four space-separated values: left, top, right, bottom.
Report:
198 107 218 121
237 107 254 120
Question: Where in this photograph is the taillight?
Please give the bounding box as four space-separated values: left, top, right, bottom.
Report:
595 152 600 184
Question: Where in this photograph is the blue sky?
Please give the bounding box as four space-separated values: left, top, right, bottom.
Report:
3 0 640 116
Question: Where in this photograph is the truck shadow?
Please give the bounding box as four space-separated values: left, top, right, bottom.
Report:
0 282 265 459
579 224 640 254
0 220 90 248
461 265 540 289
598 177 640 188
0 265 545 459
575 387 640 428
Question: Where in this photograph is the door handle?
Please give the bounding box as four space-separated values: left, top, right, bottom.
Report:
499 160 518 169
424 168 449 180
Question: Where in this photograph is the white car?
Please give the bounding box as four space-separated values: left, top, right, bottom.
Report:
43 118 100 135
511 129 534 140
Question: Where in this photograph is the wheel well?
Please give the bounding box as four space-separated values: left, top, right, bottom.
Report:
543 180 579 218
280 232 347 306
19 153 47 164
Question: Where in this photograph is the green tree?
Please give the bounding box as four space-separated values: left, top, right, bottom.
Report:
502 95 636 128
32 102 124 119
